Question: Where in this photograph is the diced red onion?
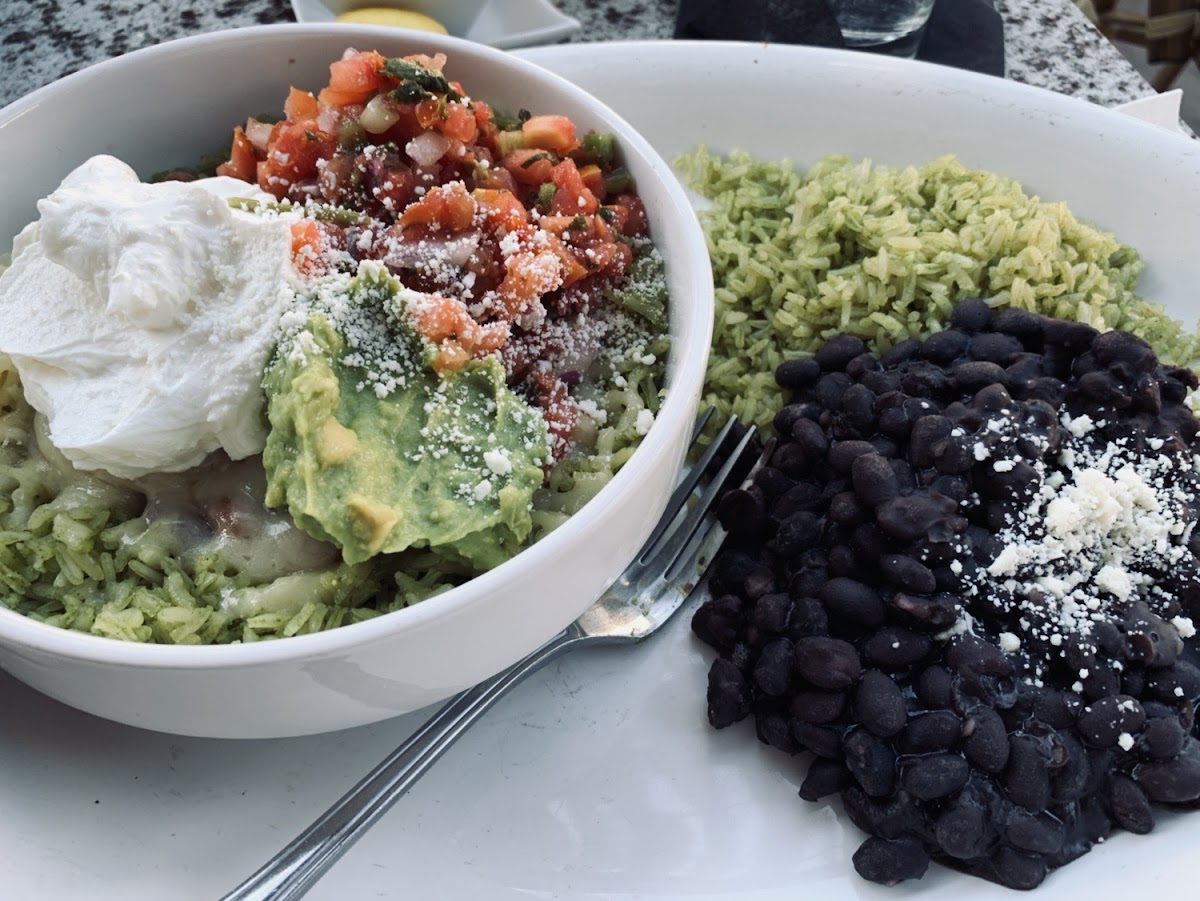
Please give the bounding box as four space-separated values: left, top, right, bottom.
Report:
406 131 451 167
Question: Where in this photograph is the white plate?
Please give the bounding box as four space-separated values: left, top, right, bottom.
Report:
4 41 1200 901
289 0 580 49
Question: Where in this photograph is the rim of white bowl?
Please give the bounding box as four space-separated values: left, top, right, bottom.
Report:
0 24 713 668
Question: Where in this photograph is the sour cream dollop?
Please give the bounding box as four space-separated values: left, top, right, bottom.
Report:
0 155 296 479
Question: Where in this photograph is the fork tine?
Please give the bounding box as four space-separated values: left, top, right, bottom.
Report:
664 435 774 583
644 423 758 576
638 409 740 562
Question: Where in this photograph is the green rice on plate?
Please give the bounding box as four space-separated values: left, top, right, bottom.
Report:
677 149 1200 432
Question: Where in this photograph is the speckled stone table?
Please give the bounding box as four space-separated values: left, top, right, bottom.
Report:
0 0 1155 110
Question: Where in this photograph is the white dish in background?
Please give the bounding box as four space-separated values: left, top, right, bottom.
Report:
289 0 580 48
4 38 1200 901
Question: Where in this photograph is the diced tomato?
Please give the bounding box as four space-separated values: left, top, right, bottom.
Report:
284 86 320 121
290 219 324 273
543 233 590 288
437 101 477 143
257 122 337 199
577 164 606 202
216 126 257 182
319 50 388 107
549 159 598 216
498 248 562 318
521 115 576 154
473 188 529 233
501 148 556 187
399 182 476 232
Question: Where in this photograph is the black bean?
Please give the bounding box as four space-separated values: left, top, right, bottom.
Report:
820 577 886 627
1076 695 1146 748
877 405 913 441
876 494 959 542
770 481 822 521
789 690 846 725
843 726 897 796
969 332 1024 365
950 297 993 332
770 441 811 480
901 362 950 397
846 352 883 380
963 707 1010 772
935 803 993 859
1141 715 1187 759
1050 732 1091 802
799 758 849 802
1042 317 1098 349
814 333 866 371
752 465 792 500
902 752 969 800
849 524 890 569
717 486 766 537
851 836 929 886
1006 810 1066 854
829 491 870 526
815 371 853 410
1074 370 1132 408
773 402 818 436
790 417 828 458
1005 733 1051 810
775 357 821 389
861 369 902 395
753 638 794 696
787 592 828 635
741 565 776 601
908 415 953 468
855 669 908 737
828 439 877 474
1092 329 1156 372
992 307 1042 343
851 453 899 508
916 665 955 709
1133 737 1200 802
840 383 878 434
901 710 962 753
891 592 961 632
769 511 821 557
876 555 935 594
1032 690 1082 730
863 625 933 667
793 636 862 690
755 711 798 754
827 544 856 577
989 846 1047 890
921 328 970 364
952 360 1006 394
1004 352 1044 388
706 658 750 728
946 635 1013 678
793 722 845 758
691 594 744 654
1108 772 1154 834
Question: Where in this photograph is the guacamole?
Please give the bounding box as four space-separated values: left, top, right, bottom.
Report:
263 272 548 569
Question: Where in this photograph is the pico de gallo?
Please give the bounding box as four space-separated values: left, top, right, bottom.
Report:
214 48 664 465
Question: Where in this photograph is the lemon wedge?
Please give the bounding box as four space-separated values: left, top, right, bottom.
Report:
335 7 448 33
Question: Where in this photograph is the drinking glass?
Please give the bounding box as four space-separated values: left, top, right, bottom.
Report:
828 0 938 57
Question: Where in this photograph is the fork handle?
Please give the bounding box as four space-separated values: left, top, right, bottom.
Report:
221 624 586 901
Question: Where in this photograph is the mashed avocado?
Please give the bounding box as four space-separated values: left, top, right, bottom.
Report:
262 281 547 569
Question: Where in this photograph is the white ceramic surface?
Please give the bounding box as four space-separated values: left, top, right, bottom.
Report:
5 37 1200 901
0 26 712 738
289 0 580 49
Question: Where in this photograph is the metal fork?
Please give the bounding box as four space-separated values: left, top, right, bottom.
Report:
223 411 761 901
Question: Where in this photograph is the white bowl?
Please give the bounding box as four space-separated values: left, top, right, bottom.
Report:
289 0 581 49
0 25 713 738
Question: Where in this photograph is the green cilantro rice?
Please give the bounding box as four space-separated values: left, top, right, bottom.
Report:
677 149 1200 432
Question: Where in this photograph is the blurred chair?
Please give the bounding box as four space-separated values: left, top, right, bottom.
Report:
1092 0 1200 91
